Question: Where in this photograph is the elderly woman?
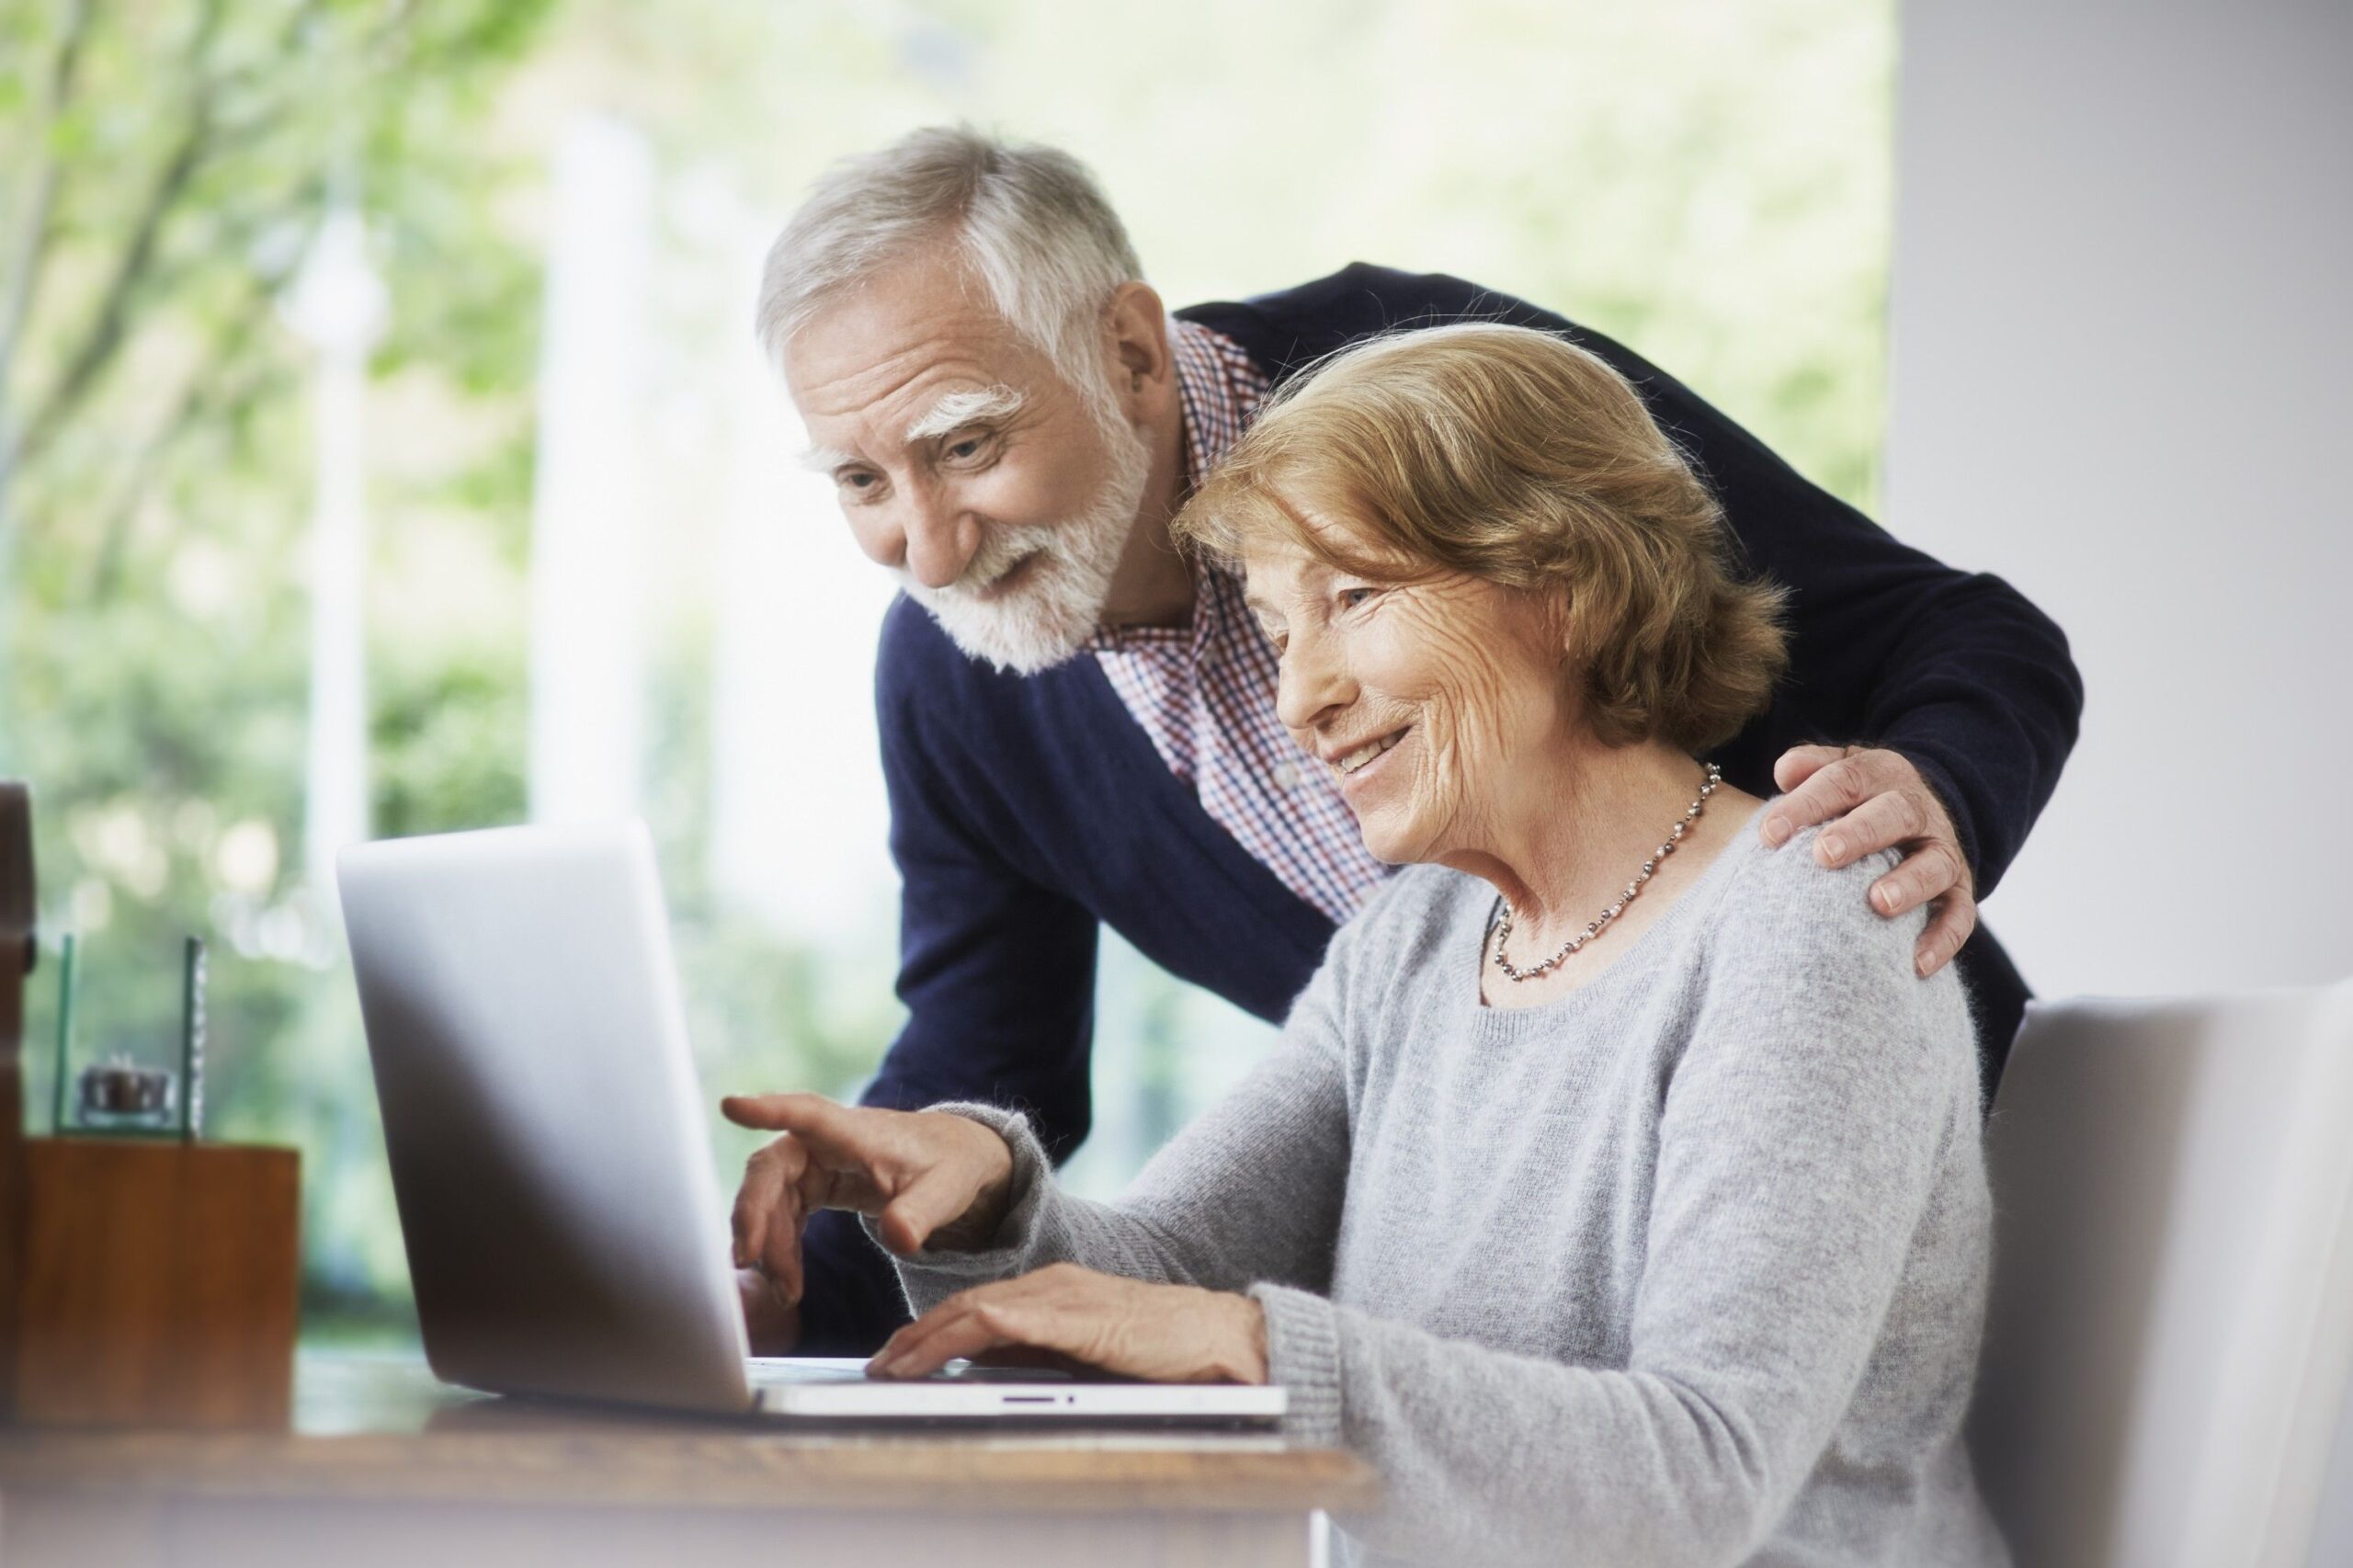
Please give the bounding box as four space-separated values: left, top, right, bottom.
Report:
725 324 2006 1567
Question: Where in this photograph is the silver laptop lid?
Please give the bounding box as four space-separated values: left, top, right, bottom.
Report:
339 821 754 1414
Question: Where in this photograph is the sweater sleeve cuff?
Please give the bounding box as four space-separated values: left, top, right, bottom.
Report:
859 1101 1059 1313
1250 1282 1344 1448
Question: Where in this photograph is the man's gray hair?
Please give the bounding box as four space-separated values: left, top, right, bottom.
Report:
756 127 1144 404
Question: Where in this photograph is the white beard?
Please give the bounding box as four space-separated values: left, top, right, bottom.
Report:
897 416 1154 676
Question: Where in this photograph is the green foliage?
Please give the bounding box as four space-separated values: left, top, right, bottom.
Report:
369 649 527 841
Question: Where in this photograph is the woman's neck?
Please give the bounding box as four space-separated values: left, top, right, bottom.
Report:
1441 736 1722 947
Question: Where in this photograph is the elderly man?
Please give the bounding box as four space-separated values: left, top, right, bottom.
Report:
744 127 2082 1355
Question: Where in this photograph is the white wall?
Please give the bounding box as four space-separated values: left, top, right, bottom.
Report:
1890 6 2353 1562
1887 0 2353 1003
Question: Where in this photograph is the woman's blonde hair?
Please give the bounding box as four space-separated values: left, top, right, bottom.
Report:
1173 324 1789 753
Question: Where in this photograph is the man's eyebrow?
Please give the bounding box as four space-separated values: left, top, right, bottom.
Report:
797 444 858 474
905 384 1025 443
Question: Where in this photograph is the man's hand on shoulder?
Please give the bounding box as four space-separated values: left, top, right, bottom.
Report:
1756 744 1975 979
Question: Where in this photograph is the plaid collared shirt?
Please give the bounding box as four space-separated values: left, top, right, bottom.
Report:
1086 320 1393 926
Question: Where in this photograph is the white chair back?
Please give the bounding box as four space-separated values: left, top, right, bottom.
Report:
1972 981 2353 1568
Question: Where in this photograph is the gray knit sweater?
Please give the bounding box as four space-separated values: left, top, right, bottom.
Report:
889 826 2009 1567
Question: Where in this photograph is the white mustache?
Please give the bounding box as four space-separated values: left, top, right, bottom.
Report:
963 531 1059 594
894 526 1059 602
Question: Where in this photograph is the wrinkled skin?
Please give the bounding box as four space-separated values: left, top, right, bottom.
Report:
869 1262 1267 1384
1244 543 1570 874
783 250 1193 647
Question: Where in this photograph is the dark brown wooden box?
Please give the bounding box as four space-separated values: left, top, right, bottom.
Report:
13 1138 300 1428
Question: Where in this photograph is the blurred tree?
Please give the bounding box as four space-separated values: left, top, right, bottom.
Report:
0 0 555 1334
0 0 552 595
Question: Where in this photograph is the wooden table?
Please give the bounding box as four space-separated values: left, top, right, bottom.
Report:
0 1353 1377 1567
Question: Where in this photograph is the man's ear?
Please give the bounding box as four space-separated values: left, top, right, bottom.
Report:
1105 281 1172 406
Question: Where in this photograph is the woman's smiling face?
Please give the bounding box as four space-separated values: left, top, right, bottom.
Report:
1242 533 1572 867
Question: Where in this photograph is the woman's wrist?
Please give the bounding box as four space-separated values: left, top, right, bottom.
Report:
958 1129 1017 1239
1208 1288 1270 1384
922 1115 1020 1252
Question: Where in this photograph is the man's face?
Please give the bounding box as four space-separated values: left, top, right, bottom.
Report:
784 251 1150 674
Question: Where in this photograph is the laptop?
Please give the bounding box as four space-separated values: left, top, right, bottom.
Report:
337 819 1286 1426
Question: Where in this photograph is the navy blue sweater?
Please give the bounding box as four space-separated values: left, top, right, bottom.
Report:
793 265 2085 1354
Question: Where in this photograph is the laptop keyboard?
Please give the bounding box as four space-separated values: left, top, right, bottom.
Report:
746 1357 1079 1386
746 1358 871 1385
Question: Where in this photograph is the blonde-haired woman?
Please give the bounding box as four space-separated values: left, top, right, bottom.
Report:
726 324 2006 1568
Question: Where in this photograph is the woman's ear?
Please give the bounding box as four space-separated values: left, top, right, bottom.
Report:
1539 585 1579 665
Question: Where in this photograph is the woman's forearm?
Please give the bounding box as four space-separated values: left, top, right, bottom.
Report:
873 1101 1115 1301
880 1102 1252 1314
881 1008 1356 1313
